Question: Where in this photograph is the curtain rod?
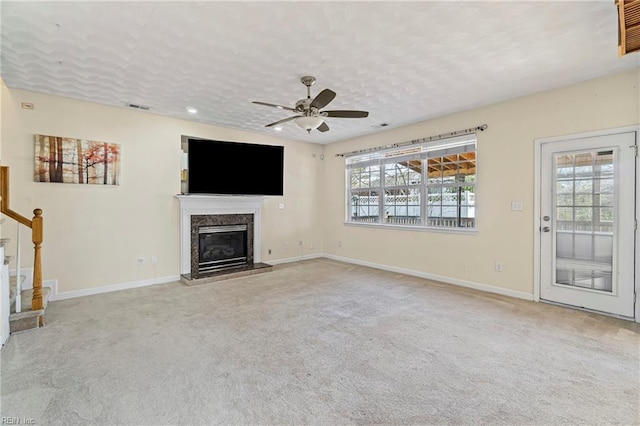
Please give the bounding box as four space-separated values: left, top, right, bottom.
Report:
335 124 488 158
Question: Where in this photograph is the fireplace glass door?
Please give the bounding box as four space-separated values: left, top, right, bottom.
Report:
198 225 248 272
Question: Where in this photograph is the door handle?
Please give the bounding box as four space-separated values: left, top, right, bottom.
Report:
542 226 551 232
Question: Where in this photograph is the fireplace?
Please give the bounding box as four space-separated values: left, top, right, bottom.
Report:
177 195 272 283
198 225 248 273
190 213 254 279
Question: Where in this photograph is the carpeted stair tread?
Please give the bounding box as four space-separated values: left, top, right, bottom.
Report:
15 287 50 313
9 287 50 333
9 307 45 321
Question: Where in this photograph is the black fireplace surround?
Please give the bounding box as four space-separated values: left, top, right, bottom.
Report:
190 214 254 279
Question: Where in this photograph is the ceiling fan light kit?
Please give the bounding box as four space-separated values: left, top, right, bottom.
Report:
252 76 369 134
295 116 324 132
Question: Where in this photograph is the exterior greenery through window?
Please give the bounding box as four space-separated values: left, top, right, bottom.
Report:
346 135 477 229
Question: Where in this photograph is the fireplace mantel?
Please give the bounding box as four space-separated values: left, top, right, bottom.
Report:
176 195 263 275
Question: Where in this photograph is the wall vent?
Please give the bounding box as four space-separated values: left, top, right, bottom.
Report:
125 103 151 111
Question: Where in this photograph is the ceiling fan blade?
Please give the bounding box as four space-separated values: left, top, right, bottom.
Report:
265 116 298 127
317 121 330 132
310 89 336 110
323 110 369 118
252 101 297 113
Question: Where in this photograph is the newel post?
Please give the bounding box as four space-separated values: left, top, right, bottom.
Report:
31 208 44 317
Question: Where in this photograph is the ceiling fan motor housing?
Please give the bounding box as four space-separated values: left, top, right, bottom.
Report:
295 98 314 113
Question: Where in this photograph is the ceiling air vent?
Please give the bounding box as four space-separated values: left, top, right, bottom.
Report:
617 0 640 56
125 103 151 111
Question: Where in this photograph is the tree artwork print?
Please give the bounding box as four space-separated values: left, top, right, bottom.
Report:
34 135 121 185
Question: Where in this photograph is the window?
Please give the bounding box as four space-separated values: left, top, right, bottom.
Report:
346 135 476 230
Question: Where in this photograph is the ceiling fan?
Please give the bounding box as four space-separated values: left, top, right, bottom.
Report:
252 76 369 133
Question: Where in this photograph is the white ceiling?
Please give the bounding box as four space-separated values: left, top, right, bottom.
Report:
1 1 638 145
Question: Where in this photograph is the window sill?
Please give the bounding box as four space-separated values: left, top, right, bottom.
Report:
344 221 478 235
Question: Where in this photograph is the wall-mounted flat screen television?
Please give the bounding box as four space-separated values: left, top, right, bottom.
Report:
187 138 284 196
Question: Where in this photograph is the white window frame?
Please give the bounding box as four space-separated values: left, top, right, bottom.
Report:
344 134 477 232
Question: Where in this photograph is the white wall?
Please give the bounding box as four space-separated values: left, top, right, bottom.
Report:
1 82 324 293
322 68 640 296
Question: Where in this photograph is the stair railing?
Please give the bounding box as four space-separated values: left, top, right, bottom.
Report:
0 166 44 324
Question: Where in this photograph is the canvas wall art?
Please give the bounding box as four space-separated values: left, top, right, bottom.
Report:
34 135 121 185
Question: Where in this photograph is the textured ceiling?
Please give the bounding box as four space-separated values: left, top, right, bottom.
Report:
1 1 638 144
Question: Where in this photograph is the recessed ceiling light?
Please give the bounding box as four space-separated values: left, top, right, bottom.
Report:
186 107 198 114
274 126 283 131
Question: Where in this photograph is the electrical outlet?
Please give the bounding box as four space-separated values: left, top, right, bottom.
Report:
137 257 145 267
151 256 157 265
495 262 503 272
268 249 272 255
298 240 303 247
338 240 342 247
310 242 314 250
284 241 288 249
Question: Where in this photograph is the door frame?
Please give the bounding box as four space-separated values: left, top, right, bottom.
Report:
533 125 639 322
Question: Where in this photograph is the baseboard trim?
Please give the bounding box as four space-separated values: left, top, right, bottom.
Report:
52 275 181 301
322 254 534 301
266 253 323 265
49 253 533 303
43 279 58 300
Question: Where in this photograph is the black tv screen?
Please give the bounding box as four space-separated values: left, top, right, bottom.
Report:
187 139 284 196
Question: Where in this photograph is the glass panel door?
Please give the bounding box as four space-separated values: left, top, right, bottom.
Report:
540 132 636 318
554 150 614 293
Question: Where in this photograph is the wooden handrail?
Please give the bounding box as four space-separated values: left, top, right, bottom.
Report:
0 166 44 323
1 168 32 228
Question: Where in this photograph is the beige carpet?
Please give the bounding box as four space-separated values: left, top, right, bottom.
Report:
1 258 638 425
